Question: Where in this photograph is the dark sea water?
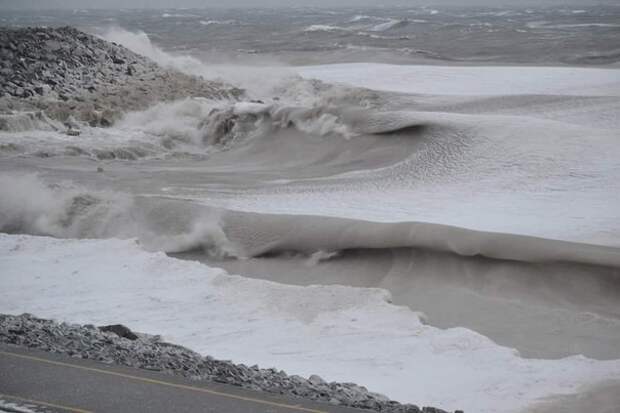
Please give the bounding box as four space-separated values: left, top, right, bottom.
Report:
2 5 620 65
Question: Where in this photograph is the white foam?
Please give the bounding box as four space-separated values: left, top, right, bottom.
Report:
298 63 620 97
369 19 407 32
161 13 199 18
199 19 236 26
117 97 220 143
2 233 619 413
0 98 225 159
303 24 349 33
349 14 374 22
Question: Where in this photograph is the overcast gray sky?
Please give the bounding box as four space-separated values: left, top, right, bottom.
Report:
0 0 613 8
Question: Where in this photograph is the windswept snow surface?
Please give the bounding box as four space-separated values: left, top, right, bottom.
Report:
2 234 620 413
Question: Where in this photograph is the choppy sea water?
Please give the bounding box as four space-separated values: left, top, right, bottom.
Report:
3 6 620 65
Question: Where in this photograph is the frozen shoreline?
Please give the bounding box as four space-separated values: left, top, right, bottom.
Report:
1 313 441 413
2 234 620 413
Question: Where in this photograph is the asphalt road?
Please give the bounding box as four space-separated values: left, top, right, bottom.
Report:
0 344 368 413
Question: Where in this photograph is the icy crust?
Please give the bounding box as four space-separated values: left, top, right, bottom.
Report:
1 234 620 413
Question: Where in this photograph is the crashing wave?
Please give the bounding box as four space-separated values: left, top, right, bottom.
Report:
0 174 237 257
0 111 63 133
349 15 374 22
100 27 207 76
2 174 619 268
0 93 402 160
369 19 410 32
196 102 361 148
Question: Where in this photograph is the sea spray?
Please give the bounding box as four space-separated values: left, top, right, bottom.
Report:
0 174 238 257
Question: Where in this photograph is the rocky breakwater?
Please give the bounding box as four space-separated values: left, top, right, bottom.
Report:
0 314 459 413
0 26 241 130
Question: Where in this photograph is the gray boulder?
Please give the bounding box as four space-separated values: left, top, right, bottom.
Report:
98 324 139 340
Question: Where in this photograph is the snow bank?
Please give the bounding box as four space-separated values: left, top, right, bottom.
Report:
1 234 619 413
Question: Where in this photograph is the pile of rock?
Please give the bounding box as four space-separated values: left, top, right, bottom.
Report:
0 313 458 413
0 26 241 127
0 26 145 100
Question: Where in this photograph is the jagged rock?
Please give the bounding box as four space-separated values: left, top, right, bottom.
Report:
98 324 139 340
308 374 326 386
34 85 51 95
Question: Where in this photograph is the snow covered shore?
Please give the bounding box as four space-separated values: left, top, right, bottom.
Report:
1 314 435 413
2 234 620 413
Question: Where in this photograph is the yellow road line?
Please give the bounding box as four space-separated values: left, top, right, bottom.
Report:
0 350 327 413
0 392 93 413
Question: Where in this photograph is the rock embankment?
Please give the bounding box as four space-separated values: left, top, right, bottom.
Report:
0 314 458 413
0 26 241 127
